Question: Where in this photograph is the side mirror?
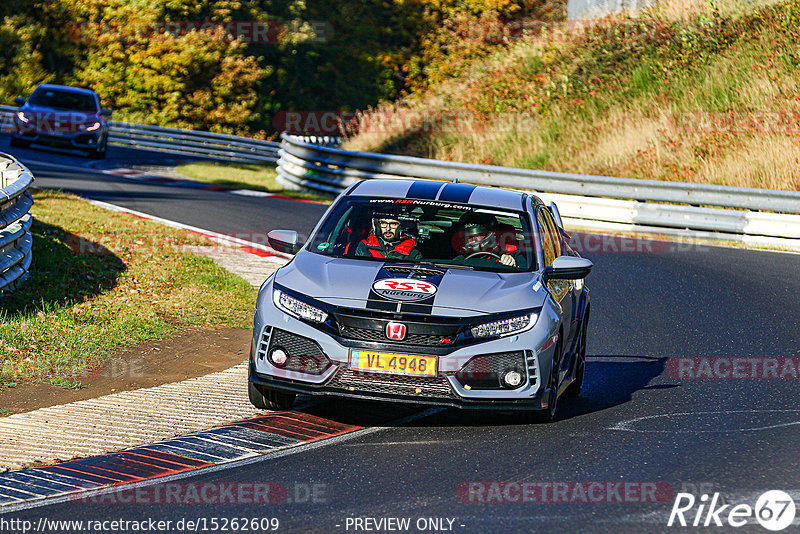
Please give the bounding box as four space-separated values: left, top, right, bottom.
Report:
14 97 25 106
268 229 303 255
545 256 592 280
100 109 113 117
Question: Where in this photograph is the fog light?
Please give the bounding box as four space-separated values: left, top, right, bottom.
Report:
502 369 523 388
269 348 288 367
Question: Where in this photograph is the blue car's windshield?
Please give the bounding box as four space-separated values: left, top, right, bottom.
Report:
28 89 98 111
308 196 537 272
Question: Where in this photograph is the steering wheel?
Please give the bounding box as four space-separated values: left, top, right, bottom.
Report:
465 251 502 261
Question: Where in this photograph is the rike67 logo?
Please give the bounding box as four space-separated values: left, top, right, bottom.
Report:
668 490 796 531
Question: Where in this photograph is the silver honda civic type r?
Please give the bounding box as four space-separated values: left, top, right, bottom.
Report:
249 178 592 422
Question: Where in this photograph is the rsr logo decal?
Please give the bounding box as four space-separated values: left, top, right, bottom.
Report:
372 278 438 302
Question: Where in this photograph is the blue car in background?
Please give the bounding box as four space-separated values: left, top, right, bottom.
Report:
11 84 112 159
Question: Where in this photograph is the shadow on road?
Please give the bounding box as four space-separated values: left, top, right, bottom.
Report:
292 354 670 428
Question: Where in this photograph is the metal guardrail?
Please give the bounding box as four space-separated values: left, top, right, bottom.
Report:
0 153 34 293
108 121 280 163
277 133 800 244
0 105 283 164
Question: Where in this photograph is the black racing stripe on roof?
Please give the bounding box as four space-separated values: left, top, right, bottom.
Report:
437 183 477 203
406 180 444 200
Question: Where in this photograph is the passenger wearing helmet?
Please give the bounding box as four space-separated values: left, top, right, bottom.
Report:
453 212 519 267
354 211 422 260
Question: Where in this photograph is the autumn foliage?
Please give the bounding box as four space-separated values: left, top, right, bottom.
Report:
0 0 555 136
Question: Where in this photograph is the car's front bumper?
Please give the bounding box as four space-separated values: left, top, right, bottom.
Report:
249 280 561 412
249 363 546 410
13 130 105 150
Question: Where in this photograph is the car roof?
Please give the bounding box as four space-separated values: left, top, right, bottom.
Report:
346 178 538 212
33 84 98 96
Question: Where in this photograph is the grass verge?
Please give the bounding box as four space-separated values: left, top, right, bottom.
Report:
176 162 331 202
0 189 257 389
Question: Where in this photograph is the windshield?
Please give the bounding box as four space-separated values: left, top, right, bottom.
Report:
308 196 537 272
28 89 98 111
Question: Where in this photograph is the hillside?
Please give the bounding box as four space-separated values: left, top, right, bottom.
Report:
343 0 800 190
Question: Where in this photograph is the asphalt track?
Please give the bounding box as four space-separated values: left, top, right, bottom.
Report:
3 136 800 533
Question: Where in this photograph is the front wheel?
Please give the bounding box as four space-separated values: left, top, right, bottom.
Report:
248 381 296 410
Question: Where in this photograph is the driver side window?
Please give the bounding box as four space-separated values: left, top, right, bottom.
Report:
536 209 556 267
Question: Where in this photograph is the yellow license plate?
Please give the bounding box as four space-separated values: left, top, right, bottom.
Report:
348 350 437 377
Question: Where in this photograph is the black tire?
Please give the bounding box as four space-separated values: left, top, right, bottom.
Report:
565 311 589 398
10 137 29 149
530 338 562 423
248 381 296 411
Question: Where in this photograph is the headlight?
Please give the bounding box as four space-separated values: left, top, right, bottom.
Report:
86 122 101 131
470 313 537 339
272 289 327 323
17 111 30 123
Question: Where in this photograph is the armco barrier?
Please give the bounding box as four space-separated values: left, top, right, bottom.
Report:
0 153 34 293
0 105 282 164
276 133 800 244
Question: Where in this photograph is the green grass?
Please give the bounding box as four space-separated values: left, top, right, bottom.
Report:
49 378 84 390
0 189 257 389
176 162 331 202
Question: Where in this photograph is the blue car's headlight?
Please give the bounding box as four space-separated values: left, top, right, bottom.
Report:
470 313 537 339
272 289 328 323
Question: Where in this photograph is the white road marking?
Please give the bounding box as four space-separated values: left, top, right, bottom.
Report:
229 189 275 197
85 198 291 261
609 409 800 433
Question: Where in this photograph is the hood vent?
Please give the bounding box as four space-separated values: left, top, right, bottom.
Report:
383 265 444 277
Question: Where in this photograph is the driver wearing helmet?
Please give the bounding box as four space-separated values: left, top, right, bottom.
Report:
354 211 422 260
453 212 519 267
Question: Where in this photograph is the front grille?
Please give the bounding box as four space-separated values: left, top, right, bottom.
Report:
263 328 331 375
338 325 454 346
326 365 456 399
333 306 464 348
455 351 526 389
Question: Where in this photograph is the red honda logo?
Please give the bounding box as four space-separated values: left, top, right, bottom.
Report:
386 322 407 341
